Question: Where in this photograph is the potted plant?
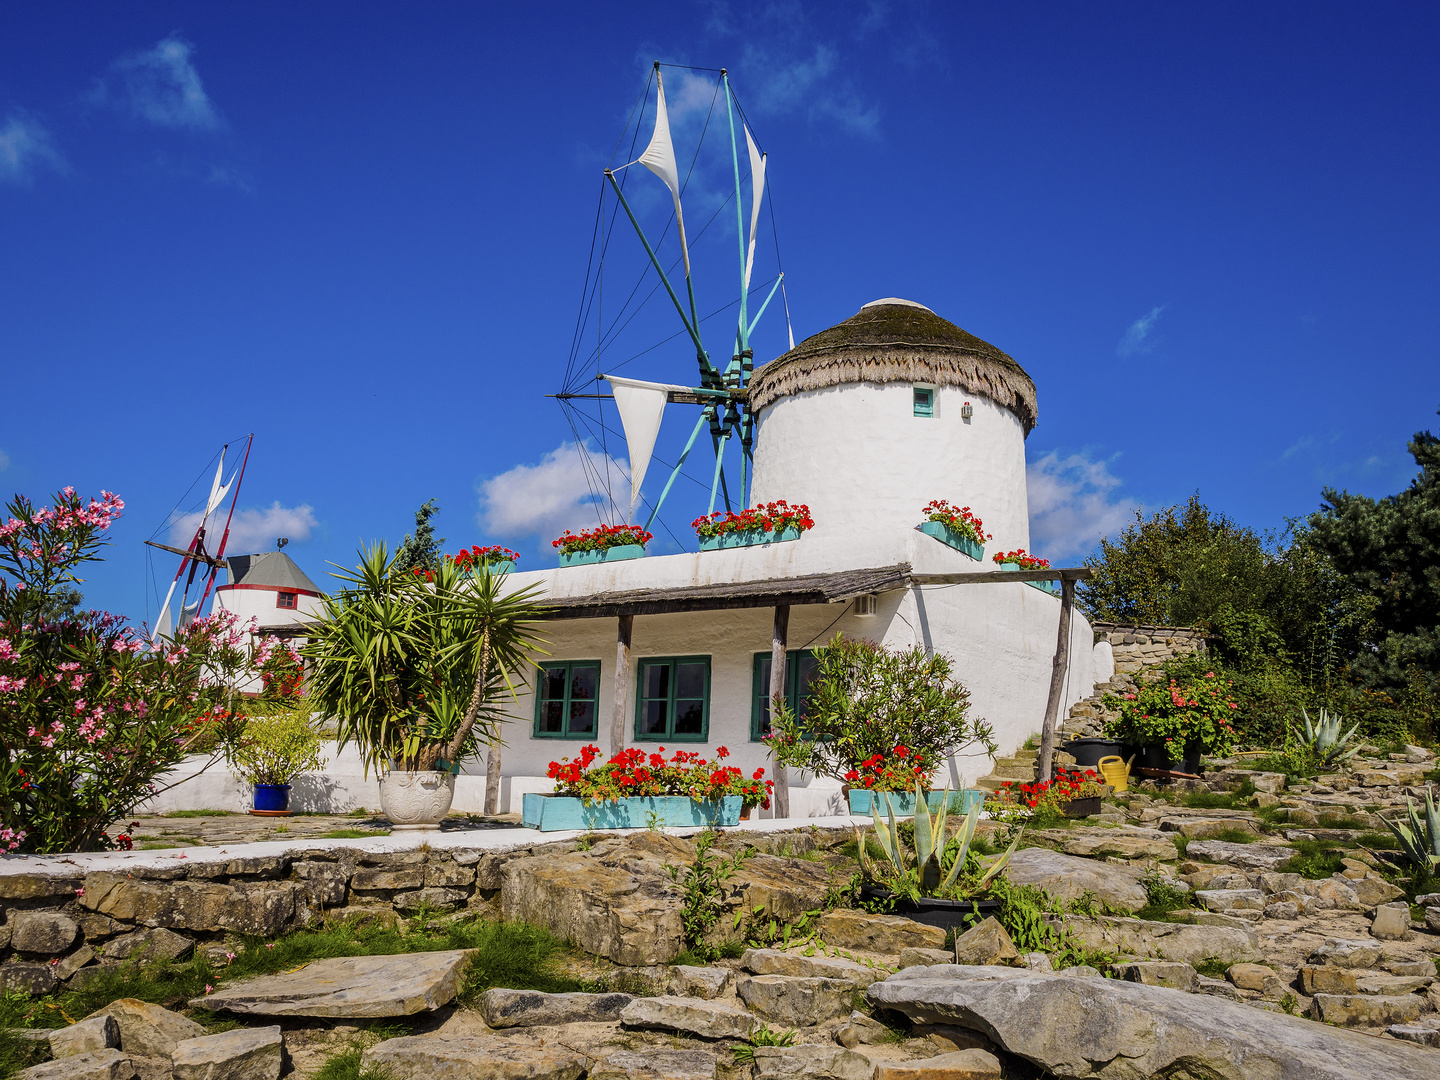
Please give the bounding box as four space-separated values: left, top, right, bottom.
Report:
1102 672 1239 775
305 544 545 829
527 744 770 830
841 745 983 817
226 698 326 815
918 500 991 561
856 782 1023 933
693 501 814 551
454 544 519 575
766 635 995 813
1055 768 1106 818
552 524 652 567
991 549 1056 594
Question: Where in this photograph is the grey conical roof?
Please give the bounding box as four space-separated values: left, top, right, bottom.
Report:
225 551 322 593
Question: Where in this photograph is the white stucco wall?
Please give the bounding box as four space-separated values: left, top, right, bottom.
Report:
749 380 1031 559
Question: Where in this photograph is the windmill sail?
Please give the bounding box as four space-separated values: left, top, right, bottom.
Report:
605 374 691 518
637 72 692 278
743 125 766 292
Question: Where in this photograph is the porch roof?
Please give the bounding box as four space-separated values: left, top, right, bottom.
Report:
533 563 915 620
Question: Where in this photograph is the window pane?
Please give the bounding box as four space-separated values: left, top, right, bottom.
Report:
540 701 564 733
756 656 771 693
567 701 596 734
675 700 704 735
794 654 821 719
675 662 705 699
541 667 567 702
640 700 668 735
641 663 669 700
570 666 598 701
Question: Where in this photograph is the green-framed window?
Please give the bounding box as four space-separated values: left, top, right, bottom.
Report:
751 649 820 740
913 386 934 417
634 656 710 741
533 660 601 739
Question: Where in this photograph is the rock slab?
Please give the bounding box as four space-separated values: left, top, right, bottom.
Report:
48 1016 119 1059
872 1049 1002 1080
362 1036 586 1080
18 1050 134 1080
591 1050 717 1080
480 989 633 1028
620 996 756 1040
190 950 473 1017
741 948 881 987
83 1000 204 1058
750 1045 872 1080
867 965 1440 1080
736 974 853 1026
1002 848 1146 913
171 1025 283 1080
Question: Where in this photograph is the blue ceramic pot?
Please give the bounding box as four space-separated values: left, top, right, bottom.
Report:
252 784 291 813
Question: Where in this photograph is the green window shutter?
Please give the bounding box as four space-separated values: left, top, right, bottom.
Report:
635 656 710 741
913 387 934 417
533 661 601 739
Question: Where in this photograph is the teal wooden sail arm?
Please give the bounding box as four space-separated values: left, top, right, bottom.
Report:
748 273 785 337
643 407 711 533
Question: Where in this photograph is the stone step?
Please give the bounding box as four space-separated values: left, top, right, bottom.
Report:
988 763 1037 780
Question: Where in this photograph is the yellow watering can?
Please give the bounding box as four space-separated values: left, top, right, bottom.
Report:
1098 755 1133 792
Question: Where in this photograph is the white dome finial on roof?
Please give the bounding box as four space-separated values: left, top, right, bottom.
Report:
861 297 933 312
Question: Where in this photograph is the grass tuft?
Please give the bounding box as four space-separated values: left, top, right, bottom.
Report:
1207 828 1258 845
316 829 390 839
1356 831 1399 850
1278 839 1347 880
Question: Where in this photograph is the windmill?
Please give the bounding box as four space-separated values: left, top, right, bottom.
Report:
145 434 253 641
555 63 793 545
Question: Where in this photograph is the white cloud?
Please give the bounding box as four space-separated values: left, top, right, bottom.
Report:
0 112 66 185
740 43 879 135
1027 450 1135 560
1117 305 1165 357
96 36 221 130
170 502 318 553
478 442 631 542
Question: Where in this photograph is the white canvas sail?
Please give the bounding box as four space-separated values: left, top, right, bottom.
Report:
743 125 766 292
605 374 691 518
637 73 692 278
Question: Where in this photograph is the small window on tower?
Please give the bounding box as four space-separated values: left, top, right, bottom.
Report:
276 592 298 609
913 386 934 417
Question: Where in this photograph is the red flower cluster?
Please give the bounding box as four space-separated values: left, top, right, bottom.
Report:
547 743 772 810
842 744 935 792
922 500 992 543
452 544 520 569
692 501 814 541
997 767 1101 810
992 548 1050 569
552 524 653 555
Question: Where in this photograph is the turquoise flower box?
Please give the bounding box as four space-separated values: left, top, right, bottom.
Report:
521 793 742 831
463 560 513 575
918 521 984 561
848 789 986 816
698 525 802 551
558 544 646 568
1001 563 1058 595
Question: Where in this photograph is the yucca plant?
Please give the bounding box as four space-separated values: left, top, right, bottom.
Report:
1295 707 1362 769
1381 788 1440 880
857 782 1022 900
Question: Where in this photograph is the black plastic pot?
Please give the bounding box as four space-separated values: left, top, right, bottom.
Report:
1062 738 1125 767
1062 796 1103 818
1135 743 1203 775
860 886 1001 934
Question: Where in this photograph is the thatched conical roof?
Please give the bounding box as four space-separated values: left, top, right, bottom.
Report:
748 299 1038 433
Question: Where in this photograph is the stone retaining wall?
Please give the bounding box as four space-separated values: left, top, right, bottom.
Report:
1092 622 1208 675
0 827 852 995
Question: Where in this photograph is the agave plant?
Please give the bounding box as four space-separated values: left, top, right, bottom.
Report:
1381 788 1440 878
1295 707 1362 769
857 782 1022 900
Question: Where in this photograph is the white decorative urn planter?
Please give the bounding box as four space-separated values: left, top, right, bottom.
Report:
379 769 456 830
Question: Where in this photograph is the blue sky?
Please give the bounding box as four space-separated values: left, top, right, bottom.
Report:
2 2 1437 626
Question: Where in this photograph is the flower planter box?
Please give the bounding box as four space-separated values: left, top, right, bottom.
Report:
557 544 646 568
521 793 742 831
848 789 986 817
698 525 802 552
1001 563 1058 595
859 886 1001 934
468 560 513 575
1062 795 1103 819
918 521 984 561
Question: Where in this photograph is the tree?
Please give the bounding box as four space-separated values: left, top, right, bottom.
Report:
1307 408 1440 695
392 498 444 576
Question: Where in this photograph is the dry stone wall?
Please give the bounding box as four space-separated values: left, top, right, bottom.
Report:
1062 623 1209 742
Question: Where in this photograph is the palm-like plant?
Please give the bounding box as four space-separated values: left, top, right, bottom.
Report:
858 782 1022 900
1296 707 1362 769
303 543 546 774
1381 788 1440 879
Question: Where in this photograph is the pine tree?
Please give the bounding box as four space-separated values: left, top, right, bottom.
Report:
393 499 444 575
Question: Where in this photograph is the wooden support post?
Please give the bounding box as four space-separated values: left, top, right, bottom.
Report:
612 614 634 758
1038 575 1076 783
484 740 502 816
768 604 791 819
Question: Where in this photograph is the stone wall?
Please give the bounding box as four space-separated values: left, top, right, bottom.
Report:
1092 622 1208 675
0 827 851 995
